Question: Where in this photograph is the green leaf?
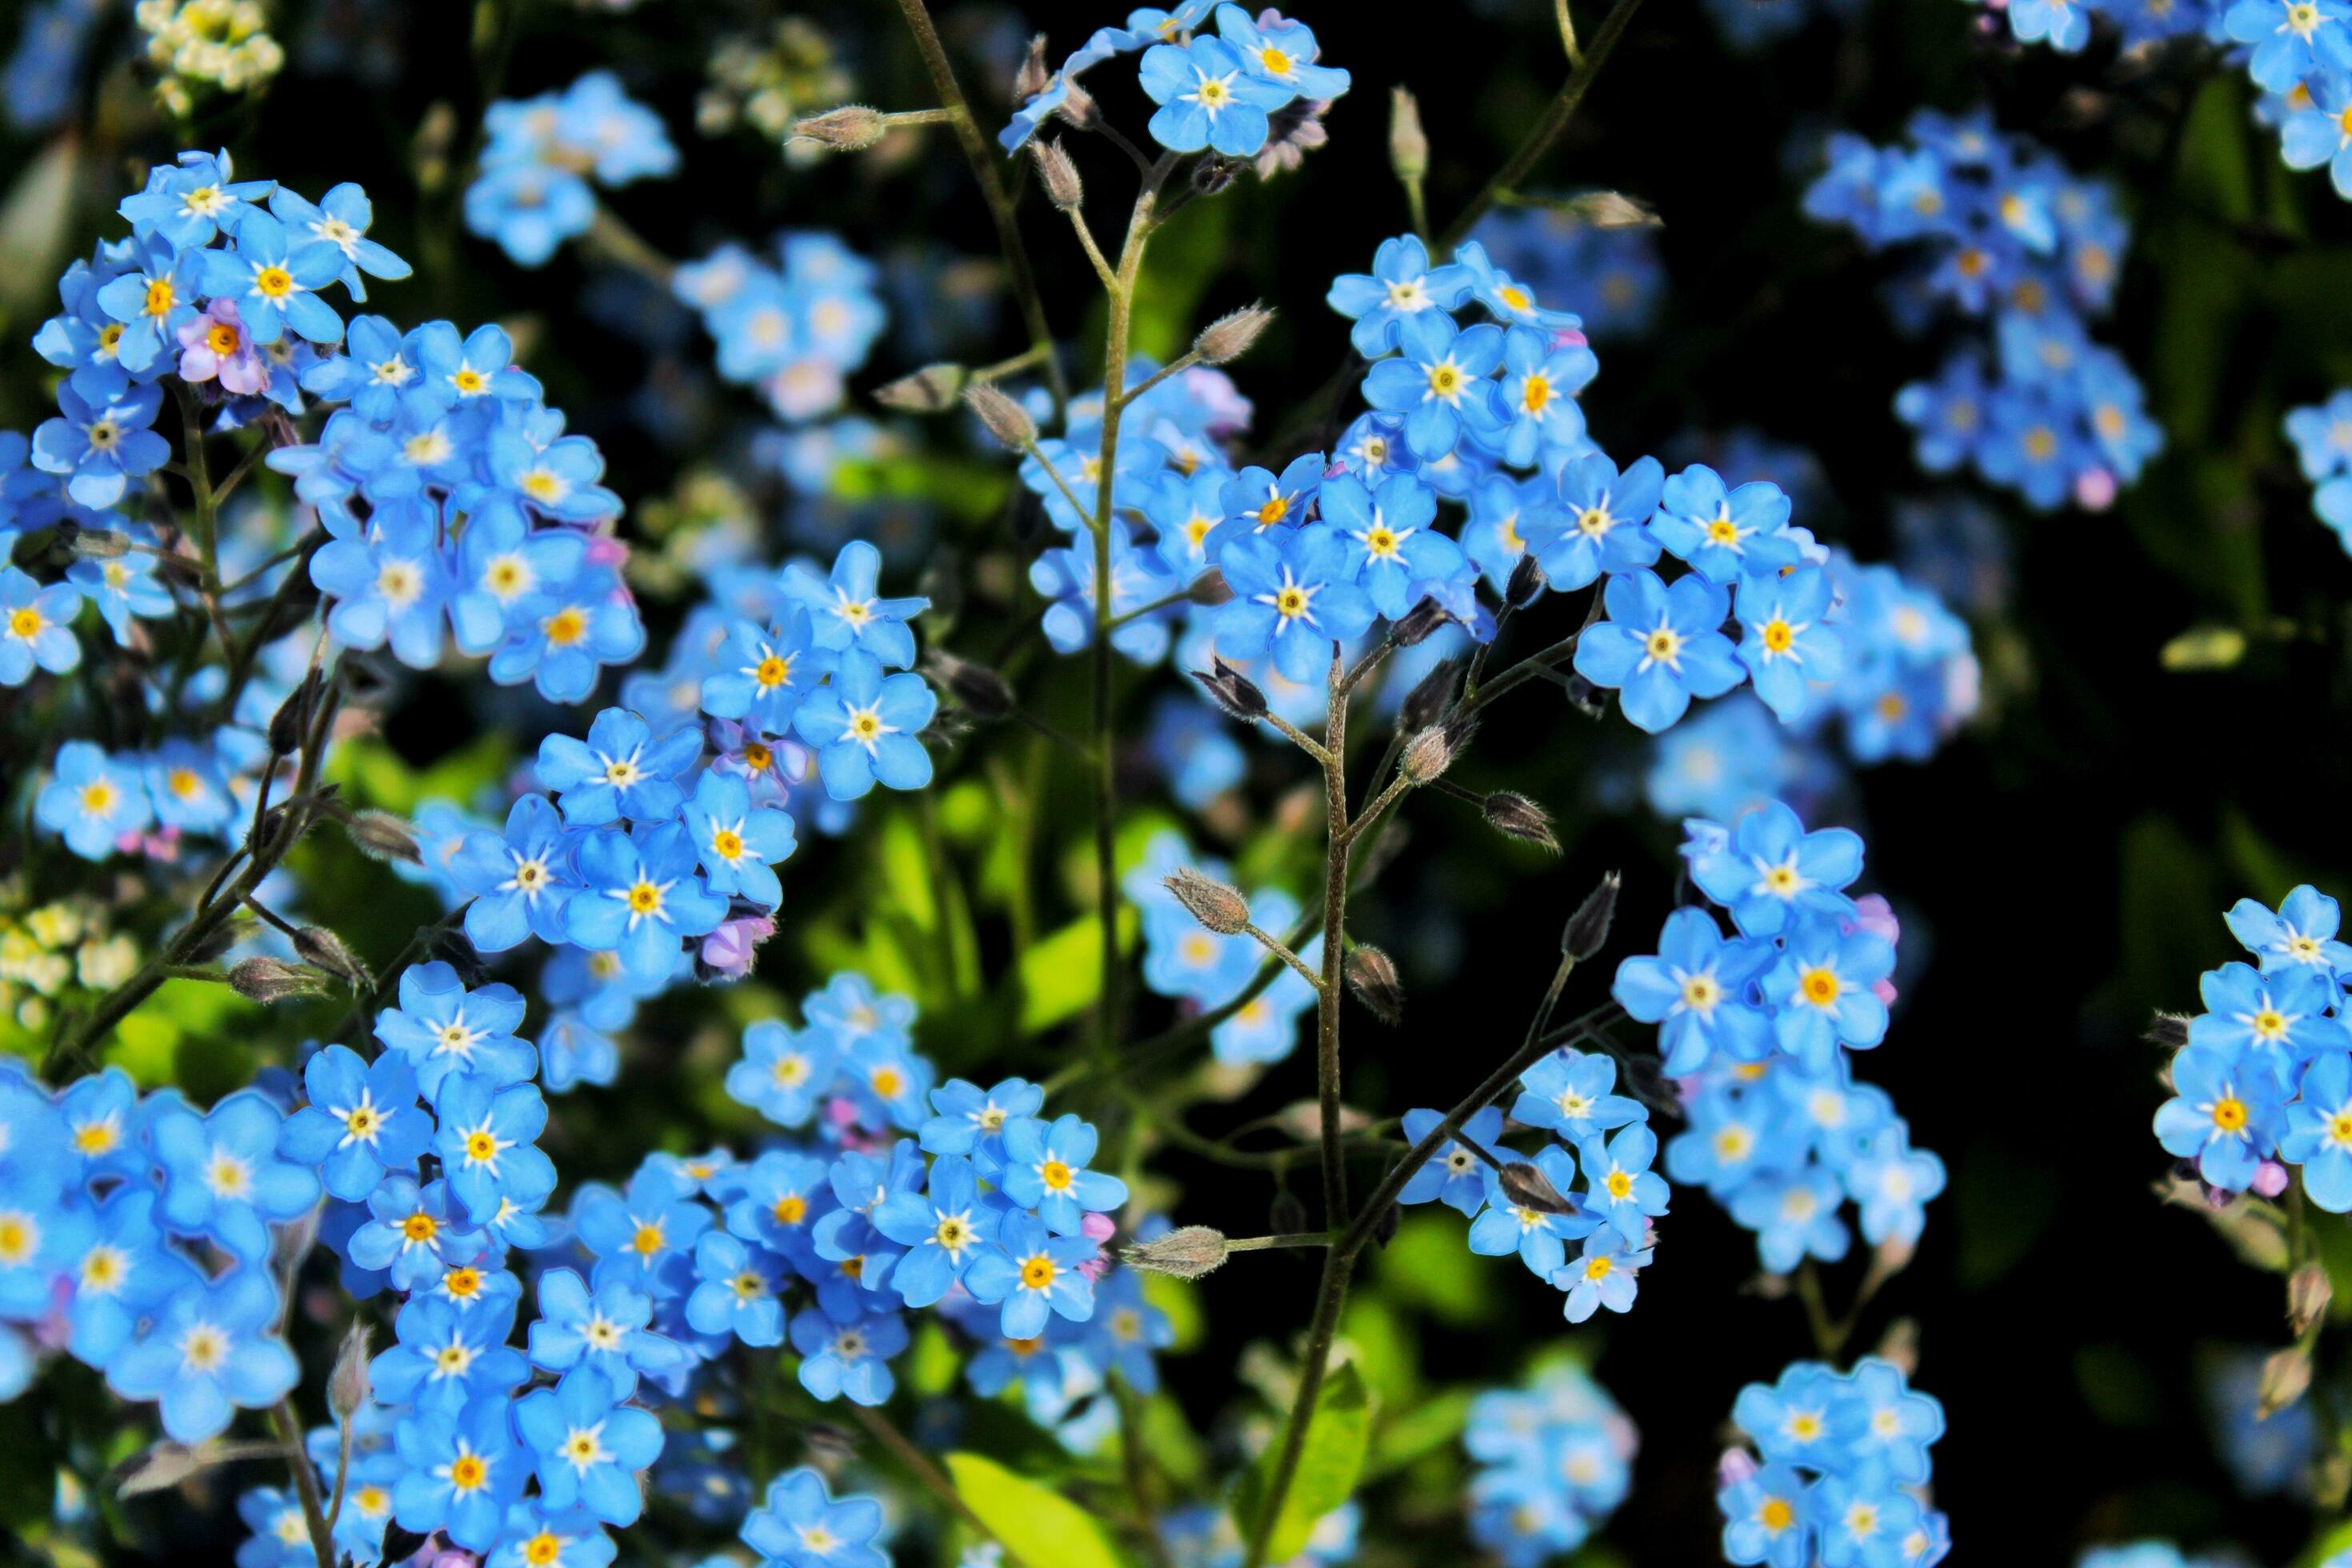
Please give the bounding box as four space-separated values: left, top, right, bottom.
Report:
1234 1362 1374 1564
1366 1386 1473 1480
942 1451 1124 1568
1011 909 1138 1034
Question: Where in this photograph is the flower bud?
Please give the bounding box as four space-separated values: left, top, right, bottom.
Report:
1390 598 1453 647
1191 156 1235 197
1563 673 1605 719
114 1440 216 1498
294 926 370 987
227 956 334 1004
345 810 422 865
794 104 889 151
1498 1160 1577 1215
1192 657 1269 720
1165 867 1250 934
1269 1190 1309 1237
330 1319 373 1418
1563 870 1622 960
1400 715 1475 784
1122 1224 1230 1280
1389 86 1428 183
1400 657 1458 733
1013 34 1051 102
2259 1343 2314 1418
2145 1011 2190 1050
962 383 1038 451
1032 138 1084 212
1506 552 1546 609
1057 79 1101 130
874 362 969 413
1343 946 1402 1024
1193 302 1275 366
2292 1262 2333 1335
926 653 1015 720
1558 189 1661 229
70 528 133 559
267 669 320 757
1187 567 1233 606
1483 791 1558 853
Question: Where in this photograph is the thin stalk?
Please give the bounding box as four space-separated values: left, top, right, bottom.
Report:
846 1402 993 1540
269 1400 334 1568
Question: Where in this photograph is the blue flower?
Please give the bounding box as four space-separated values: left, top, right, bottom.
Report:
1492 325 1596 466
392 1397 527 1551
790 649 938 801
1578 1124 1670 1244
2186 961 2343 1085
433 1078 554 1224
783 540 929 670
1317 473 1463 620
1215 4 1350 101
447 509 589 656
1763 914 1896 1070
1397 1106 1506 1214
33 381 169 507
310 500 450 669
36 742 150 858
374 962 535 1102
538 706 702 826
278 1044 432 1201
726 1020 838 1128
872 1154 997 1306
1220 450 1327 531
2154 1042 2284 1191
682 770 798 906
1000 1113 1130 1235
1730 1169 1850 1273
71 551 174 644
920 1078 1046 1160
1034 521 1182 663
1466 1146 1595 1278
571 1170 712 1298
700 610 833 735
741 1468 888 1568
1529 452 1663 590
1555 1231 1650 1322
789 1306 909 1406
54 1066 146 1186
269 182 412 299
1690 802 1864 938
1362 311 1507 461
528 1267 687 1397
1572 569 1746 734
106 1267 298 1442
515 1366 664 1525
451 794 578 952
0 566 83 685
1718 1462 1815 1568
346 1174 482 1290
490 562 646 704
2224 0 2352 92
1733 567 1842 721
1326 235 1473 357
1510 1047 1646 1142
722 1149 834 1259
686 1232 786 1346
1214 526 1379 683
150 1090 321 1264
1138 34 1294 155
93 234 203 375
565 822 730 981
370 1295 527 1414
198 210 346 345
965 1207 1099 1338
118 149 270 248
1650 466 1800 584
62 1186 202 1373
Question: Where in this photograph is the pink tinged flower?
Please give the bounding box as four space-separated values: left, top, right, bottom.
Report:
1080 1210 1117 1244
178 299 267 394
585 534 630 570
1717 1446 1760 1487
699 913 776 979
1844 894 1902 1006
2074 466 2117 511
2253 1159 2292 1198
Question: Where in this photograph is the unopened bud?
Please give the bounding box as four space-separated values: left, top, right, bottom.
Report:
1193 302 1275 366
926 652 1015 720
1390 598 1452 647
1166 866 1250 934
1563 870 1622 960
1269 1190 1309 1236
1389 86 1429 183
1192 657 1268 720
227 956 334 1004
1484 790 1558 852
1400 715 1474 784
1187 568 1233 606
1122 1224 1230 1280
345 810 422 865
114 1440 214 1498
1033 138 1084 212
1400 657 1458 732
2292 1263 2333 1335
1506 553 1546 608
1343 946 1403 1024
874 362 969 413
429 925 489 987
329 1320 373 1417
2259 1343 2314 1418
1498 1160 1577 1215
2146 1011 2190 1050
71 528 133 559
1190 156 1234 197
794 104 889 151
1013 34 1051 102
962 383 1038 450
1559 189 1662 230
1563 673 1605 719
266 669 319 756
293 926 371 987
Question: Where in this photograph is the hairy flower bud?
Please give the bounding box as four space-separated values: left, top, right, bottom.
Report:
2259 1343 2314 1418
1563 673 1605 720
962 383 1038 450
1013 34 1051 102
1390 598 1453 647
1166 866 1251 934
70 527 133 559
1389 86 1428 183
1123 1224 1230 1280
293 926 370 986
1563 870 1622 960
1192 657 1269 720
329 1320 373 1418
2292 1263 2333 1335
926 653 1016 720
1506 552 1546 609
1400 658 1458 734
1483 791 1558 852
874 362 969 413
1497 1160 1578 1215
1400 715 1475 784
1344 946 1403 1024
1558 189 1661 229
1033 138 1084 212
2145 1011 2190 1050
1058 78 1101 130
227 956 334 1004
1193 302 1275 366
794 104 889 151
345 810 422 865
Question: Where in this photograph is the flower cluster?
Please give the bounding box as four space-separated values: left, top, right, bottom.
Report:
673 234 887 425
2152 884 2352 1200
1158 1500 1359 1567
0 900 138 1033
1464 1361 1638 1567
1130 831 1319 1064
2285 390 2352 554
1613 806 1946 1270
135 0 283 117
1806 108 2161 511
1399 1046 1667 1323
1975 0 2216 51
1465 210 1664 343
1715 1358 1949 1568
467 72 678 267
1002 2 1350 170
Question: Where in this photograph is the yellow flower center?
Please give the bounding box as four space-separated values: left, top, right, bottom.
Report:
254 266 294 299
7 608 42 638
543 607 587 646
773 1194 808 1226
1021 1254 1058 1290
1762 618 1794 654
2211 1096 2248 1132
402 1212 439 1243
143 278 177 317
1799 966 1842 1006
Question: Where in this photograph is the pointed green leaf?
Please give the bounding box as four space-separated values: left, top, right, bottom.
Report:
942 1451 1123 1568
1234 1361 1374 1563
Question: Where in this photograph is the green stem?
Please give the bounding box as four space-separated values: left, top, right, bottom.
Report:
269 1400 335 1568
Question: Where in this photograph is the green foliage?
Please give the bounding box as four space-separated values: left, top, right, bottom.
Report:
1233 1361 1374 1563
945 1451 1127 1568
